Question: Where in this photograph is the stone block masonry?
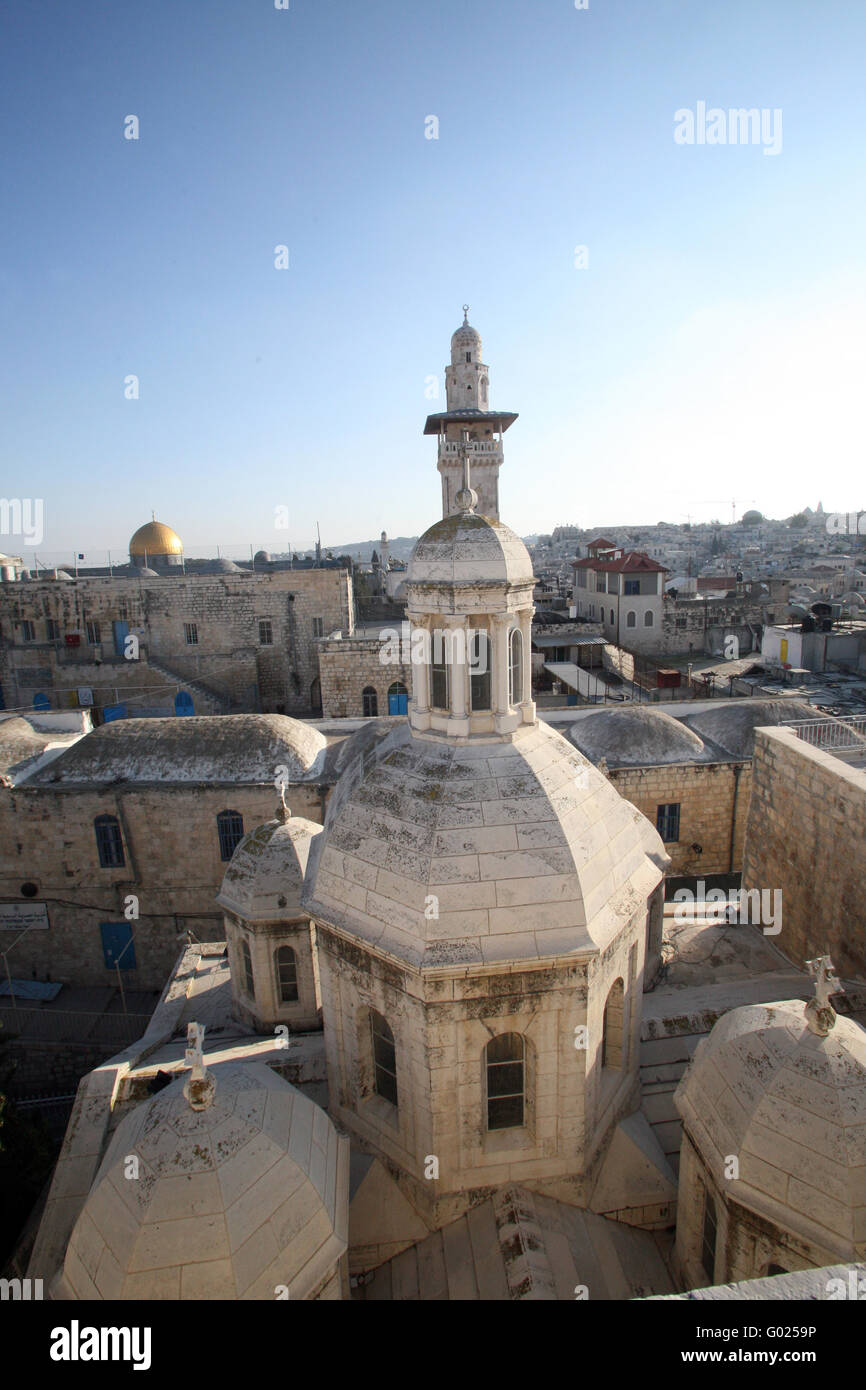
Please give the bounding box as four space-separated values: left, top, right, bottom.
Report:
608 761 750 877
319 636 412 719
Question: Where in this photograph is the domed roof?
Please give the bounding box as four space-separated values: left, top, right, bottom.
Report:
451 306 481 348
217 811 323 921
55 1062 349 1300
676 1001 866 1256
302 718 666 968
682 699 824 760
129 520 183 558
207 556 242 573
568 707 706 768
408 511 534 587
136 566 161 578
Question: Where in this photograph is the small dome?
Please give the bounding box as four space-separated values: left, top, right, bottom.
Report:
254 550 271 566
55 1063 348 1300
408 511 534 588
129 520 183 558
136 567 160 578
568 707 707 768
450 307 482 361
217 814 323 922
208 557 242 573
676 1001 866 1256
53 569 74 581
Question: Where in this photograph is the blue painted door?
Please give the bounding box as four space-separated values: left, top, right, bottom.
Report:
113 620 130 656
100 922 136 970
33 692 51 710
388 685 408 715
175 690 194 716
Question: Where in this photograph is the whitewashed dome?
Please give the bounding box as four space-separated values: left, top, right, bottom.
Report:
408 510 534 587
217 811 322 922
54 1063 348 1300
302 718 666 969
676 1001 866 1258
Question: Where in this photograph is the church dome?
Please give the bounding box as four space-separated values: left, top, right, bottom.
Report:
55 1062 349 1300
676 1000 866 1256
302 717 666 969
129 520 183 559
217 811 322 922
408 511 534 587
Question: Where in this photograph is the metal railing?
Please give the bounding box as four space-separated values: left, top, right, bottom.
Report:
782 715 866 756
0 1007 153 1046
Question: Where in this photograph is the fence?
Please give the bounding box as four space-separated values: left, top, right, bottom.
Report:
0 1007 153 1047
782 715 866 760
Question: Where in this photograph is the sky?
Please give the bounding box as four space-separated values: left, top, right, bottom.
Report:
1 0 865 563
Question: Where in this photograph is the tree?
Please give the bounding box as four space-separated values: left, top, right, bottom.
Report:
789 512 808 529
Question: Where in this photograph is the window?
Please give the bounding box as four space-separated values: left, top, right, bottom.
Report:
362 686 378 717
469 630 491 711
20 620 35 642
95 815 124 868
486 1033 524 1130
644 610 654 626
86 620 101 645
217 809 245 861
312 617 324 638
609 609 614 626
240 938 255 998
656 803 680 842
184 622 198 645
465 351 471 363
626 610 636 628
624 578 640 596
602 978 624 1069
274 945 298 1003
676 616 687 629
508 628 523 706
258 619 273 646
46 618 60 640
701 1190 718 1282
430 634 449 709
370 1010 398 1107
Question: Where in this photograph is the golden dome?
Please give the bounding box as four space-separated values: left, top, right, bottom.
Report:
129 520 183 558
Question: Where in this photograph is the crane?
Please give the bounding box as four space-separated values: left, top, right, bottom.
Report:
702 499 757 527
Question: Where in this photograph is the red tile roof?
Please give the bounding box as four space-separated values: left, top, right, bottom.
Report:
573 550 668 574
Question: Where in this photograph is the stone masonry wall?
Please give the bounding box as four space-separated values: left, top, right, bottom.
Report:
319 637 412 719
742 727 866 979
608 762 751 876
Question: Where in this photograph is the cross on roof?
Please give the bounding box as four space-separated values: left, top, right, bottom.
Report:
806 955 843 1011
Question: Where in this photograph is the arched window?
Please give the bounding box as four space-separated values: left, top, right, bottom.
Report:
217 810 245 862
274 945 298 1003
626 610 636 628
370 1010 398 1107
469 629 491 711
362 686 378 717
609 608 614 626
602 978 624 1069
701 1189 718 1282
388 680 408 715
644 610 654 626
430 631 449 710
240 938 255 999
94 814 125 868
508 627 523 706
486 1033 525 1130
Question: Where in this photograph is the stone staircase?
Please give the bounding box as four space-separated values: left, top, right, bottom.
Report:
144 654 230 713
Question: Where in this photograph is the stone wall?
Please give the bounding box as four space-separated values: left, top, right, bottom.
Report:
742 727 866 979
608 762 751 876
319 636 412 719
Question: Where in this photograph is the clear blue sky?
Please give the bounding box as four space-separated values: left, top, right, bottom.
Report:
2 0 864 562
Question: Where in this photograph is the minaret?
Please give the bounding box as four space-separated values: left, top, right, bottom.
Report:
424 306 517 522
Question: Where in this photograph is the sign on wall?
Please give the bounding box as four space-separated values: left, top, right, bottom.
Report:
0 902 50 930
77 687 94 707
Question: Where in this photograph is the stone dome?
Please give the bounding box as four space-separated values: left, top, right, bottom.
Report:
451 315 482 355
217 813 323 921
136 566 161 578
207 557 242 573
568 706 707 768
408 510 534 587
54 1062 349 1300
302 717 667 969
129 520 183 559
675 1001 866 1257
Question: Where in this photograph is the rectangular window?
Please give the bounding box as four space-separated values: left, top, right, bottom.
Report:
86 621 101 645
430 634 449 710
656 803 680 842
20 620 35 642
371 1015 398 1106
469 630 491 712
46 618 60 640
624 578 640 595
258 618 273 646
184 622 198 645
311 617 324 638
95 818 125 868
218 812 245 861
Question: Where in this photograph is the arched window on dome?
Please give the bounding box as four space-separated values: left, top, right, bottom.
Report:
469 630 491 711
626 610 636 628
274 945 298 1003
486 1033 525 1130
644 610 654 626
362 686 378 717
602 978 625 1069
217 810 245 862
370 1010 398 1107
239 938 255 999
508 627 523 706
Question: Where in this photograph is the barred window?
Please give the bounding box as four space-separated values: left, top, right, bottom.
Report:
362 686 378 717
184 622 198 645
469 630 491 712
274 945 298 1003
656 803 680 842
217 810 244 861
486 1033 524 1130
86 620 101 645
258 619 273 646
370 1010 398 1107
95 814 124 868
508 627 523 706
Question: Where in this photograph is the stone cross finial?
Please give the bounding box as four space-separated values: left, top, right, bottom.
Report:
183 1021 216 1110
455 429 478 514
804 956 844 1035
